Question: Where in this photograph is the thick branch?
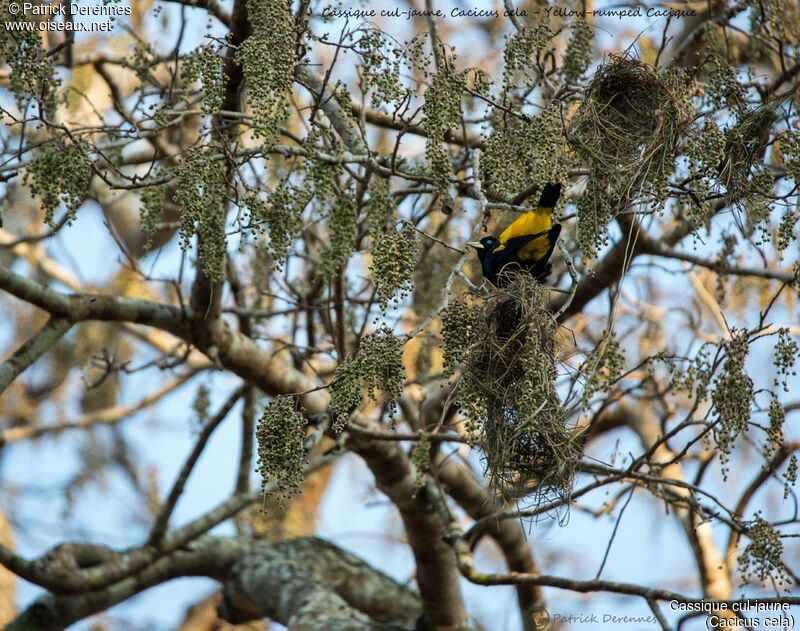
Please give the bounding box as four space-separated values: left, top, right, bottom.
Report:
0 318 71 395
346 419 469 630
220 538 421 629
436 454 541 631
7 537 420 631
0 264 188 337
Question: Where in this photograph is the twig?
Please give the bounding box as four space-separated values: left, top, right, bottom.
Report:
403 149 486 342
648 598 675 631
148 384 249 545
1 372 197 443
553 240 578 320
346 423 471 444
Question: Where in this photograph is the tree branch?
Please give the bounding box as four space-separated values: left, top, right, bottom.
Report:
0 318 71 395
0 263 189 338
445 528 800 606
149 385 249 545
1 372 196 444
7 536 420 631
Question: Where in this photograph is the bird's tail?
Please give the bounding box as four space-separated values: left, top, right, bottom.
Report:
538 183 562 211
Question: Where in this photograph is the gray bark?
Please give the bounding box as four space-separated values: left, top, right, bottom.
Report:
6 537 421 631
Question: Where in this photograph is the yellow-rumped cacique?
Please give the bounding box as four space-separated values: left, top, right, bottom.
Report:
467 183 562 286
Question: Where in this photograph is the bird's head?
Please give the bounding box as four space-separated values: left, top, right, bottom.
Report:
466 236 499 262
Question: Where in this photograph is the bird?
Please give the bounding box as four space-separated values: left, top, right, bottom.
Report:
467 183 562 287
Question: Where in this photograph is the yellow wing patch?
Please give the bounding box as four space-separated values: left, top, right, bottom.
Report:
498 209 552 261
517 235 550 261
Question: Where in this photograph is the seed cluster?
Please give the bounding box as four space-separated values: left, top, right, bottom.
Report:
483 104 564 200
576 180 612 260
192 384 211 428
777 207 798 253
127 42 158 85
785 455 798 500
236 0 295 139
139 173 167 253
684 119 727 231
738 513 791 591
2 12 60 110
371 222 417 311
410 434 431 495
784 130 800 186
24 139 92 226
422 56 465 193
183 43 227 114
248 185 307 270
765 395 785 461
320 193 358 277
256 396 306 503
368 181 417 311
441 297 475 378
669 346 713 403
306 138 340 202
706 55 745 113
329 326 405 430
773 328 798 392
563 19 594 87
502 23 552 88
174 147 228 281
357 29 406 108
328 364 361 433
582 331 626 405
711 329 753 477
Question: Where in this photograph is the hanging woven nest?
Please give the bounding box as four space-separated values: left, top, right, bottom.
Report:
455 272 579 505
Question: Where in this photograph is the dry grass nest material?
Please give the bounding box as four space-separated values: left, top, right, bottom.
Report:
570 53 687 189
461 273 579 506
